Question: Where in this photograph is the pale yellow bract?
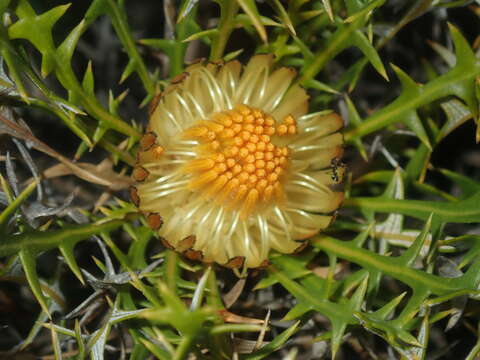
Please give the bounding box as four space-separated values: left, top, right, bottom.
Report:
131 55 344 272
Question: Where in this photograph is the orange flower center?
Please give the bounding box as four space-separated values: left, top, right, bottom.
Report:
181 104 297 217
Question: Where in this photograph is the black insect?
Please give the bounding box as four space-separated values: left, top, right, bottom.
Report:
330 157 345 183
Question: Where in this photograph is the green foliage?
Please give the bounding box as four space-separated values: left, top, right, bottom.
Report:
0 0 479 359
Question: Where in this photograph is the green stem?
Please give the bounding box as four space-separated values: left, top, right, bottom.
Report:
107 0 156 97
0 218 127 257
344 193 480 223
0 180 38 231
206 266 224 309
344 62 480 143
166 250 179 293
56 63 140 139
209 0 239 61
299 22 357 85
270 266 354 323
313 236 471 296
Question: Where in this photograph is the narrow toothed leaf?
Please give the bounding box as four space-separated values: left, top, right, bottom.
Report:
397 329 422 347
85 0 155 96
182 29 218 43
428 40 456 67
255 252 315 289
398 214 432 267
49 323 62 360
267 0 296 35
282 303 312 321
414 182 457 201
355 310 421 349
438 168 480 198
321 0 334 21
345 24 480 143
349 275 369 309
82 61 95 96
271 267 357 358
407 313 430 359
314 236 478 296
330 319 348 360
19 249 50 316
372 292 407 320
350 30 388 80
110 309 148 324
459 260 480 290
177 0 199 23
57 20 86 65
352 223 374 248
74 320 85 359
292 36 314 61
449 23 477 69
59 244 84 284
156 281 187 313
139 338 172 360
140 93 154 108
120 58 137 84
243 321 300 360
0 174 13 203
236 0 267 43
345 191 480 224
0 219 127 257
391 64 420 92
84 0 109 23
92 126 108 144
74 141 90 160
444 24 478 127
403 110 432 150
346 58 369 92
236 12 282 28
305 79 339 94
224 48 244 61
0 179 38 231
9 2 71 76
40 56 57 80
18 297 60 351
11 2 71 48
89 321 112 360
382 168 404 200
139 38 176 51
447 74 478 126
108 89 129 115
439 99 472 140
345 0 386 23
42 323 75 337
405 143 430 183
0 47 29 102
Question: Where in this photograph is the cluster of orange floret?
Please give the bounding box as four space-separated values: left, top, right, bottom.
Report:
181 104 297 217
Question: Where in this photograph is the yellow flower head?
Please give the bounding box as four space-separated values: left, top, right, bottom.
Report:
131 55 344 271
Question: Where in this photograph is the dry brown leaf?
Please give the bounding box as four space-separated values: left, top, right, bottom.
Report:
94 191 115 212
254 309 271 351
0 114 131 190
223 278 247 309
218 309 264 324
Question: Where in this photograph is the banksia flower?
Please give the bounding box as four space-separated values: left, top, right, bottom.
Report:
131 55 344 271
